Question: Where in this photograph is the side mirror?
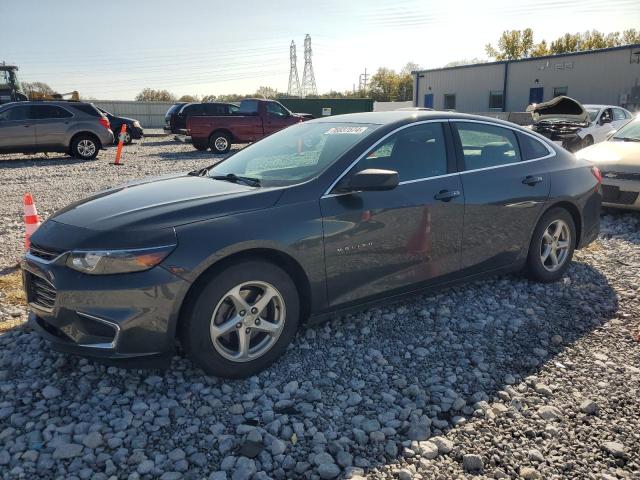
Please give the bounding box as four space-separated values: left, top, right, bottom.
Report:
336 169 399 193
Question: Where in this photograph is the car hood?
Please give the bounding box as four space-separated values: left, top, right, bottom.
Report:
527 96 589 124
50 173 283 232
577 141 640 173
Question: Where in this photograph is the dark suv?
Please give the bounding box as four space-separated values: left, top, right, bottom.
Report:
0 101 114 159
164 102 238 134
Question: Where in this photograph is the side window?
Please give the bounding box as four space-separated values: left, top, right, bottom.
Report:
31 105 72 119
266 102 288 118
0 105 31 121
357 123 448 182
518 133 550 160
229 105 239 114
600 108 612 122
612 108 627 121
455 122 521 170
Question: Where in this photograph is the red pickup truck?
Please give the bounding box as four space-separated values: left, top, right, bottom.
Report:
187 98 311 153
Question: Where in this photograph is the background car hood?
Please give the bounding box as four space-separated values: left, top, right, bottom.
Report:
577 141 640 173
50 174 283 231
527 96 589 124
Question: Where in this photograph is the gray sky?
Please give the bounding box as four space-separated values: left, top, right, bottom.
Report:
1 0 639 100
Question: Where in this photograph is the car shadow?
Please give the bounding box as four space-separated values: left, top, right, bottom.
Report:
0 154 96 168
4 255 619 476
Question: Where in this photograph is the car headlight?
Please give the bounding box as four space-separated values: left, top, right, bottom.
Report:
133 121 141 128
66 245 175 274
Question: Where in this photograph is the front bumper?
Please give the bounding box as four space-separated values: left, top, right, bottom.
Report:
22 249 190 364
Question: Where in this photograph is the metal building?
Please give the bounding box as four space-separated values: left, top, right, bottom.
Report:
413 44 640 113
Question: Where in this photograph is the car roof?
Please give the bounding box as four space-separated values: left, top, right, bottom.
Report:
583 104 625 110
309 110 526 129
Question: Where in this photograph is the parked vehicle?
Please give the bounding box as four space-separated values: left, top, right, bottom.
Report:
0 101 113 159
581 104 634 146
23 111 601 377
97 107 143 144
528 96 633 152
163 102 186 133
164 102 238 135
188 98 309 153
576 116 640 210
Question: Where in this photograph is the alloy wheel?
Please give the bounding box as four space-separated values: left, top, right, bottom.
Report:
540 219 571 272
77 139 96 157
210 281 286 362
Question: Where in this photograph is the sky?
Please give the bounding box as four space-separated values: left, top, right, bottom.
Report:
1 0 639 100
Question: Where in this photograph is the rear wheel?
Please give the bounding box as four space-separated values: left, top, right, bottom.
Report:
180 260 300 378
70 134 99 160
526 208 575 282
209 132 232 154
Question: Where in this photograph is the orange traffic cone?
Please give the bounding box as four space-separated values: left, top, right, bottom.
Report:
111 124 127 166
23 193 41 251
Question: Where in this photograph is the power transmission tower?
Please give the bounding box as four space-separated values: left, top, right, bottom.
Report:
358 68 369 95
301 34 317 97
287 41 301 97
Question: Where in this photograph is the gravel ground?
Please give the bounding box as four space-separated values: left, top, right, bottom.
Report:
0 142 639 480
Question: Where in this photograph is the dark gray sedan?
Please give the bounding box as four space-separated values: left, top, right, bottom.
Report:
22 111 602 378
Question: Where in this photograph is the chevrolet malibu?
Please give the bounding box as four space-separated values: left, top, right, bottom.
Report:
23 111 602 378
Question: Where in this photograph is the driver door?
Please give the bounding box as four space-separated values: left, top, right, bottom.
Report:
264 102 291 136
320 121 464 307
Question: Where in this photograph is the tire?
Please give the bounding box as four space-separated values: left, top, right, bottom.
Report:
180 259 300 378
526 207 576 282
70 134 99 160
209 132 232 154
193 143 208 151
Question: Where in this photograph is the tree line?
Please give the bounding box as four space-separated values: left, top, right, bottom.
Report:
21 28 640 103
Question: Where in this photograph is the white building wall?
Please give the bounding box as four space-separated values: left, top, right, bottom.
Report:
413 45 640 113
505 47 640 111
415 63 505 112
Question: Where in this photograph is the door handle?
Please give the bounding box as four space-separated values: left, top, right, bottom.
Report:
434 189 461 202
522 175 543 186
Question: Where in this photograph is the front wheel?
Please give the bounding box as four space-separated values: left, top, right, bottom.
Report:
180 260 300 378
209 132 232 154
526 208 575 282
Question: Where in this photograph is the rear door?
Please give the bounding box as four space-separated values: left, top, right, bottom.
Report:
0 105 35 151
321 121 465 307
32 105 73 148
451 120 552 274
612 108 630 130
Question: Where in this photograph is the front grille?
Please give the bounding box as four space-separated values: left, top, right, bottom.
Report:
27 273 57 311
602 185 639 205
29 243 62 261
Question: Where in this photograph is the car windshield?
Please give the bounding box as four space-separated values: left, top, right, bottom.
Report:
209 122 379 187
611 120 640 141
587 109 599 122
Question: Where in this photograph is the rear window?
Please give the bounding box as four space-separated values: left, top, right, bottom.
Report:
71 103 102 117
518 133 551 160
167 103 185 115
182 104 204 116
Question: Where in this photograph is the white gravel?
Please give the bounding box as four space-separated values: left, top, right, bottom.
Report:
0 141 639 479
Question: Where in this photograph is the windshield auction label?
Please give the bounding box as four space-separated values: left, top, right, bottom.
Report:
324 126 368 135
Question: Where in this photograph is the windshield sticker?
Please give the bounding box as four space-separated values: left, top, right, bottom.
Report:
324 126 368 135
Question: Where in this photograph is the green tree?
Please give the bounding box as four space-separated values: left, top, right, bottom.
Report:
530 40 550 57
485 28 535 60
622 29 640 44
21 81 56 99
135 88 176 102
369 67 400 101
201 94 218 102
178 94 199 102
254 86 278 99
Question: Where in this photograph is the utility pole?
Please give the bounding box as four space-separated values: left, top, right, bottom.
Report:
358 68 369 95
